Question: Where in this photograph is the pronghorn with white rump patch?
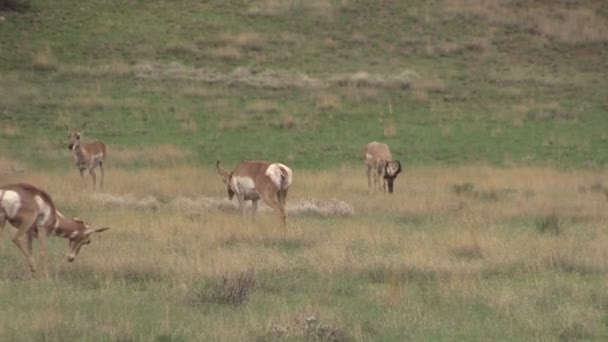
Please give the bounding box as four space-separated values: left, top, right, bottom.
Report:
216 160 293 227
65 123 107 190
0 183 110 277
364 141 402 194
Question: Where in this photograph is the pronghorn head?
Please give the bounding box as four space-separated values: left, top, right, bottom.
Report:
216 160 235 200
66 217 110 262
65 123 86 151
383 160 402 194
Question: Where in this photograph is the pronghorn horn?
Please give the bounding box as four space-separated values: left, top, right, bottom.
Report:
65 123 70 130
216 160 229 177
82 122 87 130
84 227 110 236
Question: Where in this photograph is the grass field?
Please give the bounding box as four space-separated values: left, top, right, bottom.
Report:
1 161 608 340
1 0 608 340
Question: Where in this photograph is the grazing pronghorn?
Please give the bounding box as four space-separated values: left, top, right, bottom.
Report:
65 123 107 190
216 160 293 227
0 183 110 277
364 141 402 194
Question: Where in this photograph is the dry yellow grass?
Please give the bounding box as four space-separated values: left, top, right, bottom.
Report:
32 45 58 71
108 144 192 167
2 162 608 339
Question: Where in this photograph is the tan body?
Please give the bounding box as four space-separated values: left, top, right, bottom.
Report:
217 160 293 227
364 142 402 194
0 183 109 277
67 126 107 190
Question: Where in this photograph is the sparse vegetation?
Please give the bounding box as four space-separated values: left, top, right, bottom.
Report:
193 268 256 306
536 212 566 236
0 165 606 340
1 0 608 340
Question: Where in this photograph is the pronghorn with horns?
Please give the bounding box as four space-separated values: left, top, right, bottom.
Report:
0 183 110 277
216 160 293 227
364 141 402 194
65 123 107 190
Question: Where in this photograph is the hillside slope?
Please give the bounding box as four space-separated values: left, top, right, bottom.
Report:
0 0 607 168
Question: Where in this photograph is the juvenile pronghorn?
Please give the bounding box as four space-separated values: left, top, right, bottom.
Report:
216 160 293 227
0 183 110 278
65 123 107 190
364 141 402 194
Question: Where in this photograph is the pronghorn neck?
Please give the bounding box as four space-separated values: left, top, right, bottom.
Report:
72 143 91 167
53 212 86 238
72 142 86 155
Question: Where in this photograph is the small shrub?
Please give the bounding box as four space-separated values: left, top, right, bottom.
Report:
450 183 515 201
451 182 475 195
450 243 483 260
304 316 349 342
194 268 256 306
536 212 566 236
476 188 516 202
266 316 350 341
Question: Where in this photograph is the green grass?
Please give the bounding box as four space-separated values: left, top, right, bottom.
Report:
1 0 608 340
1 0 607 169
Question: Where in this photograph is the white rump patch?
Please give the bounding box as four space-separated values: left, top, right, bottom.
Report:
0 190 21 219
265 163 293 190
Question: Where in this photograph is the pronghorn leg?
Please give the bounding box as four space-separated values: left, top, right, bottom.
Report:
0 211 5 248
251 199 258 222
366 166 372 193
26 230 34 255
99 161 104 190
79 168 87 188
236 195 246 218
89 168 97 190
11 217 37 275
278 189 288 206
262 190 286 227
36 227 50 278
373 169 379 192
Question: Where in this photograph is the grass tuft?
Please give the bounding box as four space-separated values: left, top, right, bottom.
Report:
536 212 566 236
193 268 256 306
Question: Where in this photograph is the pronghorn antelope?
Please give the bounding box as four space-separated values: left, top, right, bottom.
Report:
65 123 107 190
0 183 110 277
364 141 402 194
216 160 293 227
